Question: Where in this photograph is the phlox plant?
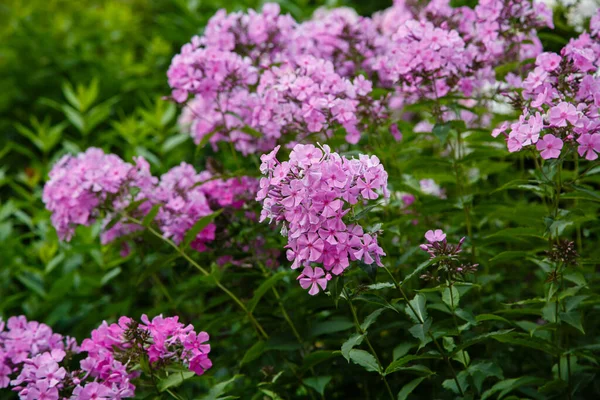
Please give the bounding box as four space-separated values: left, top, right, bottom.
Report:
2 0 600 399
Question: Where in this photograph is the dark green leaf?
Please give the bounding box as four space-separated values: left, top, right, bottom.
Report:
241 341 266 365
303 376 332 396
397 377 427 400
248 271 287 312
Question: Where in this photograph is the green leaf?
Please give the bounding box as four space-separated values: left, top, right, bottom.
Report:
491 179 540 194
538 379 568 395
182 210 222 248
442 286 460 310
386 354 441 375
408 319 432 348
341 333 365 362
467 362 504 394
310 318 354 337
481 376 544 400
361 308 387 331
432 123 451 144
492 332 558 356
354 293 400 313
397 377 427 400
142 204 161 227
248 271 287 312
451 330 514 354
259 389 284 400
564 272 587 287
241 341 266 365
16 274 46 298
157 371 195 392
100 267 122 286
349 349 381 374
393 343 414 360
405 294 427 323
366 282 395 291
475 314 511 324
442 370 469 395
399 259 436 287
303 376 332 396
302 351 339 371
559 310 585 334
240 125 263 138
490 251 530 263
198 376 240 400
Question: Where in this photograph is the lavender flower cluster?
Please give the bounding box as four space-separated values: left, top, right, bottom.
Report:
43 148 257 252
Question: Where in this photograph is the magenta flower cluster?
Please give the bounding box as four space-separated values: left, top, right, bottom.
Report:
256 143 388 295
1 315 211 399
43 148 257 252
494 13 600 160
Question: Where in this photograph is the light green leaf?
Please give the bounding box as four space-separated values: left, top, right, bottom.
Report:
361 308 387 331
385 354 441 375
405 294 427 323
442 370 469 395
349 349 381 374
341 333 364 362
198 376 240 400
442 286 460 310
157 371 195 392
182 210 222 248
408 319 432 348
467 362 504 394
142 204 161 227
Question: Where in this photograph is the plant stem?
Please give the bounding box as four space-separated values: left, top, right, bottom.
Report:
272 285 303 346
451 132 476 263
383 266 465 397
448 280 469 367
126 215 269 340
343 288 395 400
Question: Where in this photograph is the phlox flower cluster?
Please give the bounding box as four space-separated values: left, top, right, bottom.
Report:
0 315 211 400
373 0 552 121
43 148 257 252
494 13 600 160
291 7 385 78
0 316 77 392
171 0 556 153
42 148 156 242
170 3 388 153
419 229 478 281
256 144 388 295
